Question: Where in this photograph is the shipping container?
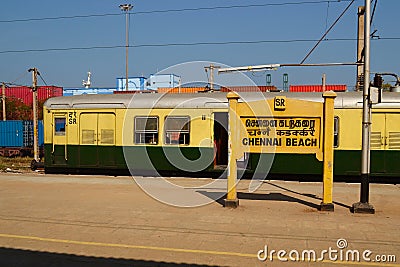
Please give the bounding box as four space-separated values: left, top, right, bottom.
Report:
113 90 156 94
116 77 146 91
0 120 44 148
289 85 347 92
5 86 62 105
39 120 44 146
146 74 180 90
157 87 208 94
23 120 44 147
220 86 278 92
38 86 63 101
0 121 24 147
63 88 115 96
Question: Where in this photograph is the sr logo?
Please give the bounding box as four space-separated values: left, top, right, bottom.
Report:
274 96 286 110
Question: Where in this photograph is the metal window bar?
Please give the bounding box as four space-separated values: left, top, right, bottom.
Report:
134 116 159 144
165 116 190 145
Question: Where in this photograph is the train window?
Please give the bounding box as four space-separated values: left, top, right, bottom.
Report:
55 118 66 136
164 116 190 145
334 116 339 148
134 116 159 144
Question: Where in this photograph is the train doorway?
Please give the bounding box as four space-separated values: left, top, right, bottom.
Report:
213 112 228 166
79 112 116 167
371 112 400 174
52 113 67 165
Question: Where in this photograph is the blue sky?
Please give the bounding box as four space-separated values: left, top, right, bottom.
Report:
0 0 398 90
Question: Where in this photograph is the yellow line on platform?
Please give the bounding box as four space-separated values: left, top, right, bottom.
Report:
0 233 254 258
0 233 398 266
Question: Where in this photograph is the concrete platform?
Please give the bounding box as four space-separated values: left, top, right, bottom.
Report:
0 172 398 266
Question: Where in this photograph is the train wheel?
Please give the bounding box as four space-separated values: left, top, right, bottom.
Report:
30 160 37 171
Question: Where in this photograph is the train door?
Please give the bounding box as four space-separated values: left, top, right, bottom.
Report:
97 113 116 167
371 113 400 174
371 114 385 149
52 113 67 165
213 112 228 166
79 113 116 167
371 113 385 173
384 113 400 174
386 114 400 150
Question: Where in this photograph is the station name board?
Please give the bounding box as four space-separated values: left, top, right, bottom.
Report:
225 92 337 208
240 116 321 153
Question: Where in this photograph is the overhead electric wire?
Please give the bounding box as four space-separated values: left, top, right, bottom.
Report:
38 73 48 86
325 1 330 32
0 37 397 55
7 83 27 87
370 0 378 26
10 72 29 85
132 0 354 14
0 45 124 54
0 13 120 23
0 0 354 23
300 0 356 64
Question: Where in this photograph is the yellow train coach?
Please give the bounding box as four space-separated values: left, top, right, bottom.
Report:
43 92 400 179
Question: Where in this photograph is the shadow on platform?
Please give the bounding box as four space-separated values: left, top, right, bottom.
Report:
0 247 220 267
264 181 352 210
198 181 352 211
198 191 320 210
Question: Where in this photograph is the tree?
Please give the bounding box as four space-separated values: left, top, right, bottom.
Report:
381 83 392 92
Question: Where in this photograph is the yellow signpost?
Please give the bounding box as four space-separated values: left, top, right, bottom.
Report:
224 91 336 211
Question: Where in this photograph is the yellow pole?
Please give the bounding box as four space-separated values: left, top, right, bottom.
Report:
225 92 240 208
320 91 336 211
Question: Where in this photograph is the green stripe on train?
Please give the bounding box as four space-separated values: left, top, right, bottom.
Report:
249 150 400 177
44 144 215 173
45 144 400 177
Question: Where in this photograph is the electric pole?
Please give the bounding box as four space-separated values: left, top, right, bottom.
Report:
2 82 5 121
28 68 39 163
120 4 133 91
352 0 374 214
204 64 220 90
356 6 365 91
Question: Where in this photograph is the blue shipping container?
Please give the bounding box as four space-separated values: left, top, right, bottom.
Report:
0 121 24 147
0 120 44 148
39 120 44 146
63 88 115 95
116 77 146 91
146 74 180 90
23 121 44 147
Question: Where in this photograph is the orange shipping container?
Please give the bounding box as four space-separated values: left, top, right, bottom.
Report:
157 87 208 94
220 86 278 92
289 85 347 92
113 90 156 94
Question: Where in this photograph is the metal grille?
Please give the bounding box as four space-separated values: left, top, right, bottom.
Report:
23 121 33 147
389 132 400 149
101 129 114 144
370 132 382 149
82 130 95 144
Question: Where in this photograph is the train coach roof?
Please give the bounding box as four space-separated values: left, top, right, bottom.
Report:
44 91 400 109
44 93 229 109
